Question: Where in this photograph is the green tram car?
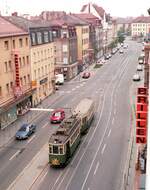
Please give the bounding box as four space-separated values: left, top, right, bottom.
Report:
49 98 95 167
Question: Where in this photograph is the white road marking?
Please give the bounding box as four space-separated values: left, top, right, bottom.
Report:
107 129 111 137
88 188 90 190
9 150 20 161
114 108 116 115
101 144 106 155
27 135 36 144
112 117 114 125
39 170 48 183
67 91 71 93
94 162 100 175
42 122 48 129
76 86 80 88
72 88 76 91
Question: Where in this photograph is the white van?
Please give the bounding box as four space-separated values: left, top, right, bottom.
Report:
55 74 64 85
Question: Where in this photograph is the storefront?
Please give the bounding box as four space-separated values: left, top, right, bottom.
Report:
0 93 32 129
0 106 17 129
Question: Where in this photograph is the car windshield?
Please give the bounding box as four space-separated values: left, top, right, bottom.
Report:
54 112 61 117
19 126 27 131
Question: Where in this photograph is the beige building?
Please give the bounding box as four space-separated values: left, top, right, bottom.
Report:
0 16 32 129
131 16 150 38
31 42 55 106
76 25 89 65
5 16 55 106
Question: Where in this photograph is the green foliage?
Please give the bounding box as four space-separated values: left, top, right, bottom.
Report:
117 29 125 43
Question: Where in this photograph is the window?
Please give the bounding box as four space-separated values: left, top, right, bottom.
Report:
31 33 36 45
26 38 28 46
24 76 26 85
20 77 23 86
44 31 49 43
26 56 29 64
4 61 8 72
19 57 22 68
6 83 9 93
27 74 30 83
4 41 9 50
10 82 13 90
37 32 42 44
38 68 40 78
19 39 23 47
23 57 25 66
0 86 2 96
45 65 47 74
53 145 59 154
42 67 44 76
13 40 15 49
34 70 36 80
49 31 52 41
8 61 12 71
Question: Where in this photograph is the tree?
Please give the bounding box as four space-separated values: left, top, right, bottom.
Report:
117 30 125 43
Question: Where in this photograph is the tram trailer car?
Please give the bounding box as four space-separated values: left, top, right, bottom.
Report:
73 98 95 134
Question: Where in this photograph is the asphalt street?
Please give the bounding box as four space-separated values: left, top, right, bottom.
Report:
0 39 143 190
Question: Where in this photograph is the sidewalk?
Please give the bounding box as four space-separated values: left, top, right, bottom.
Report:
0 90 60 148
0 62 98 149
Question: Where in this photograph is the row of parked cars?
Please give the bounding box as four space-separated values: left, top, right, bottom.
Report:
132 52 144 82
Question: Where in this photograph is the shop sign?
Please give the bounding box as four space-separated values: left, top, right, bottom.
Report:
40 77 48 85
136 87 148 144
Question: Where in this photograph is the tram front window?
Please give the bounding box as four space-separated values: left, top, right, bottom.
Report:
53 145 59 154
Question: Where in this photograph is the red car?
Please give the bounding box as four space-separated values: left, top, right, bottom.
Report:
50 109 65 123
82 72 90 79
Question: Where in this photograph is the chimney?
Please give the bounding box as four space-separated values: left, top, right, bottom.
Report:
12 12 18 16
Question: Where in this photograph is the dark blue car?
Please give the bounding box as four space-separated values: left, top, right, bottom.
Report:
15 123 36 140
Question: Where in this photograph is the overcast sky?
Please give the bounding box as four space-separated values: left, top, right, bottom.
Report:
0 0 150 17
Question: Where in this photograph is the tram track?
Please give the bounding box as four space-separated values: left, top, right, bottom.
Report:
29 51 133 190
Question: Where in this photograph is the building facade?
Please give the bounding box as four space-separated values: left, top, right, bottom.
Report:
50 17 78 79
5 16 55 106
0 16 32 129
131 16 150 38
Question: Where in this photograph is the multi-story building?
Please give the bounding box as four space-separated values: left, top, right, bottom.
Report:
73 13 103 61
0 16 32 129
5 16 55 106
50 18 78 80
116 17 133 34
80 2 114 54
131 16 150 38
66 14 89 71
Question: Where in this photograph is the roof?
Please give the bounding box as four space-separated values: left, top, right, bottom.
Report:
4 16 51 31
49 14 89 27
49 115 81 144
74 98 94 117
80 3 105 19
0 16 28 37
132 16 150 23
72 13 101 25
115 17 134 24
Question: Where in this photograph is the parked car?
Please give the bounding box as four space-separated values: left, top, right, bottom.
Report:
138 59 144 64
50 109 65 123
104 54 110 60
55 74 64 85
15 123 36 140
82 72 91 79
137 65 143 71
119 49 124 54
133 74 140 81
